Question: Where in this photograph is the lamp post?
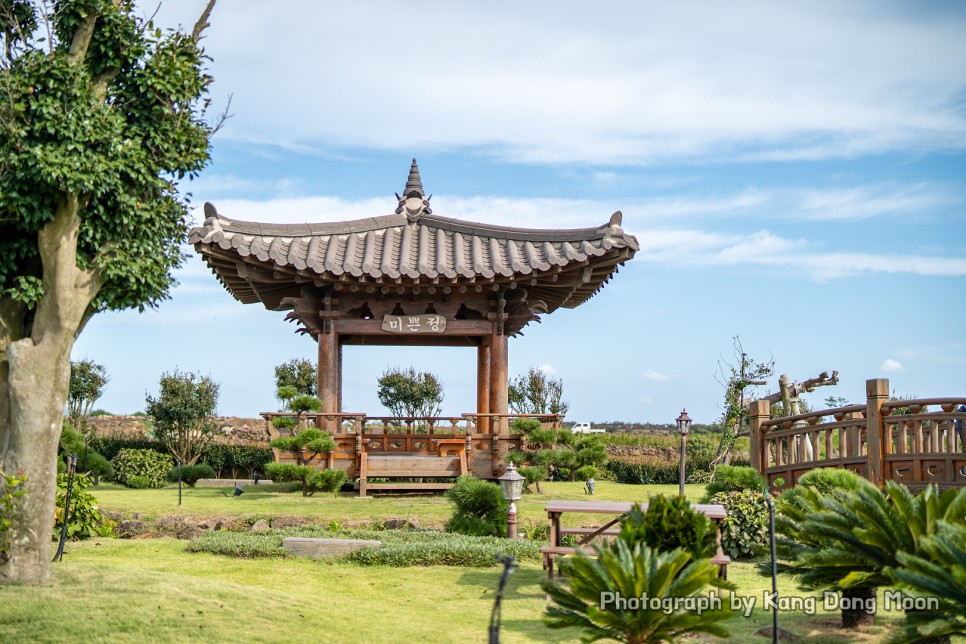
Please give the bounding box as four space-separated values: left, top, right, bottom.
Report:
676 409 692 497
498 462 525 539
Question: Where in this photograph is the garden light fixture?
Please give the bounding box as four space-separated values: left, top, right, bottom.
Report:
676 409 692 496
498 462 525 539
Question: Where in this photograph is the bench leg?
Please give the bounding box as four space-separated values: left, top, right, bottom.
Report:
547 554 555 580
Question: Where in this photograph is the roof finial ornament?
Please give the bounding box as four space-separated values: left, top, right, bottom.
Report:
395 158 432 222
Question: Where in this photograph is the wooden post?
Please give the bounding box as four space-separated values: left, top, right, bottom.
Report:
477 341 491 433
748 400 771 473
865 378 889 486
489 329 508 435
318 330 340 413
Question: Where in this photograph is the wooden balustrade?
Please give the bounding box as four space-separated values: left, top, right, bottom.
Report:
749 378 966 490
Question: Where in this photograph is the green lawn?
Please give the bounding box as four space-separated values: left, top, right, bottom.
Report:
89 480 706 530
0 481 957 643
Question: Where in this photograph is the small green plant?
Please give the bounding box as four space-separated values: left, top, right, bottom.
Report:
574 465 597 481
618 495 717 560
445 476 508 537
887 520 966 643
543 541 735 642
0 469 28 561
709 489 768 559
166 463 216 487
111 448 174 488
701 464 765 501
53 474 111 540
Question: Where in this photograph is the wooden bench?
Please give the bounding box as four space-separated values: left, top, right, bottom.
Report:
542 500 731 580
358 452 466 496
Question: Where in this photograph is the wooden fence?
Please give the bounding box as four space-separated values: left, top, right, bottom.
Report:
749 378 966 490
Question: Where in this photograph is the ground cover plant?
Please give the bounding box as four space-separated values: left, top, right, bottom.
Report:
188 526 542 567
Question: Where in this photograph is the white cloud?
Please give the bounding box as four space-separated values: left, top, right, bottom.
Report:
148 1 966 165
797 183 952 221
642 369 669 381
639 394 654 404
537 364 557 375
880 358 905 372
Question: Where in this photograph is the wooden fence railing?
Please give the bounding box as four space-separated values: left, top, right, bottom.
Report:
750 378 966 490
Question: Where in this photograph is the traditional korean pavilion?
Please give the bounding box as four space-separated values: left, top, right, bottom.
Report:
189 161 638 491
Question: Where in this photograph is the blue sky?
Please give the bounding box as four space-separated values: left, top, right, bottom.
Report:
72 1 966 424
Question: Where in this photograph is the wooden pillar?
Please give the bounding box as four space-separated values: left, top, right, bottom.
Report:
865 378 889 486
489 328 508 435
748 400 771 474
318 330 340 413
477 341 491 433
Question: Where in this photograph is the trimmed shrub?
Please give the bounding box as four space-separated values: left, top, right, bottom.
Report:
709 489 768 559
606 456 699 485
348 533 540 567
574 465 597 481
126 475 152 489
199 444 273 479
618 495 717 560
701 465 765 502
166 463 216 487
89 433 166 462
111 449 173 488
316 469 346 494
445 476 507 537
264 463 343 497
796 467 865 494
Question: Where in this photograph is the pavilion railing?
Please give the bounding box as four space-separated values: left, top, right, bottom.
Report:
749 378 966 490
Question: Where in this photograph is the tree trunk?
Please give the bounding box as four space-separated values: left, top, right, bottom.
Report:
840 586 876 629
0 199 101 584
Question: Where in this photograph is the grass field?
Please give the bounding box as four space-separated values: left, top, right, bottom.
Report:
0 481 957 643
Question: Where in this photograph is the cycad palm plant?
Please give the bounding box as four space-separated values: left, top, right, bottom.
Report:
770 479 965 629
887 520 966 644
543 540 735 643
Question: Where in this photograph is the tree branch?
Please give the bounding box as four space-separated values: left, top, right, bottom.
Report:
66 13 98 65
191 0 216 45
32 194 103 346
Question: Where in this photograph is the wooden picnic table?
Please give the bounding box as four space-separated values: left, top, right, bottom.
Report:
542 500 730 580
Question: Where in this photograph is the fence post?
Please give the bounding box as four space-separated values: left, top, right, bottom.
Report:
865 378 889 486
748 400 771 473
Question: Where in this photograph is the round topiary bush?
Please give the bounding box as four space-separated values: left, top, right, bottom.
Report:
111 449 174 488
166 463 216 487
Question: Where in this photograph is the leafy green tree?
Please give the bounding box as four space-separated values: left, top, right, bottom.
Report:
377 366 443 418
274 358 316 399
508 366 569 416
0 0 219 584
67 359 108 431
145 370 219 466
543 540 735 643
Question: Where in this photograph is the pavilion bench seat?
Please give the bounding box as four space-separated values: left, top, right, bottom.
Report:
540 545 731 580
358 453 467 496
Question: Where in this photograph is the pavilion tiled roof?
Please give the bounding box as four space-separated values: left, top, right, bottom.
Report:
188 161 638 312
